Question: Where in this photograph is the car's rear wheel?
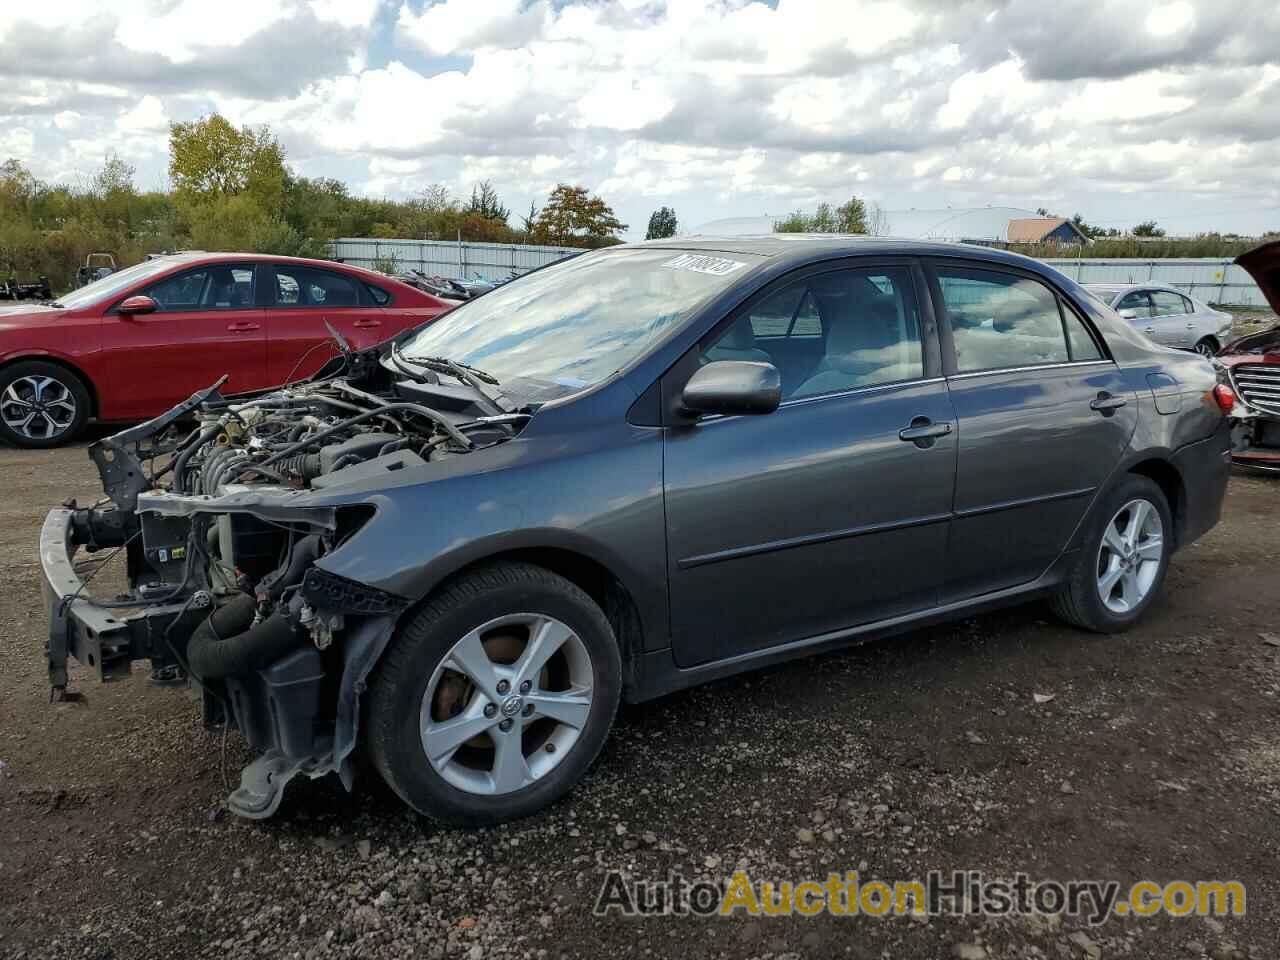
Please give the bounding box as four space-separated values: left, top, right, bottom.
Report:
366 562 621 826
1050 475 1172 632
0 361 90 448
1193 337 1219 358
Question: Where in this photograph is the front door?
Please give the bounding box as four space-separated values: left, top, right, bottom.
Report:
663 263 957 667
101 262 268 419
1115 290 1162 342
930 262 1138 600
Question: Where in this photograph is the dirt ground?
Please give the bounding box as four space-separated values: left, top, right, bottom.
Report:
1 439 1278 960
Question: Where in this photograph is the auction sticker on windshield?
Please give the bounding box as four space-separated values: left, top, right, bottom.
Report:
662 254 748 276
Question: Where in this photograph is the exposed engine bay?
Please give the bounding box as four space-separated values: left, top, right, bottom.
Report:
44 336 529 817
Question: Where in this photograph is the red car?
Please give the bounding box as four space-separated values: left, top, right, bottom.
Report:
0 253 451 447
1221 241 1280 472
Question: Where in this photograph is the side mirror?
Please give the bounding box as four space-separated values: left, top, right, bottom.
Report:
1116 308 1138 320
118 295 157 316
681 360 781 418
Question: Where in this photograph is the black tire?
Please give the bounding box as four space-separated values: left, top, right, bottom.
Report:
1050 474 1173 633
1193 337 1219 358
366 562 622 826
0 360 91 448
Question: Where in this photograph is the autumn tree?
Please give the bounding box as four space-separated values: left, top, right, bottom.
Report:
533 185 626 247
167 114 298 252
645 206 678 239
169 114 287 209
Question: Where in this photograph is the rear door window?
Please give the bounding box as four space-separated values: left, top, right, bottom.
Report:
1150 291 1189 316
270 266 362 308
937 267 1100 372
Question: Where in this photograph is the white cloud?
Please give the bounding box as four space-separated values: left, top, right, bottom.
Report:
1 0 1278 236
2 127 36 161
114 0 293 61
118 96 169 133
1146 1 1196 37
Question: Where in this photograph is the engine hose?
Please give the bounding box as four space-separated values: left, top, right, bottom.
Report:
274 452 323 481
173 423 223 493
187 594 304 681
264 534 322 602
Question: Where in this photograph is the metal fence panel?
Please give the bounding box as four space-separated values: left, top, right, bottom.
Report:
1042 258 1267 307
328 238 581 284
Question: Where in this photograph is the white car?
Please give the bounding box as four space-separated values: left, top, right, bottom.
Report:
1085 283 1234 357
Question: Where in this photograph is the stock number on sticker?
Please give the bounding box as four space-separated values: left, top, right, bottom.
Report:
662 254 747 277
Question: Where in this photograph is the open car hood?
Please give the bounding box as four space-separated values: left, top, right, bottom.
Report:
1236 240 1280 316
1228 241 1280 357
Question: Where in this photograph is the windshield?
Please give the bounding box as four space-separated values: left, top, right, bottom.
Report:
55 258 179 309
398 248 761 401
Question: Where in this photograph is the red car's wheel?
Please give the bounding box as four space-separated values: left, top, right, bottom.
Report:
0 360 91 448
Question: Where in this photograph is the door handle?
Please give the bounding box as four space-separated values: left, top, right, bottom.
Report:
353 318 382 328
226 321 260 332
1144 326 1156 334
898 417 952 448
1090 392 1127 415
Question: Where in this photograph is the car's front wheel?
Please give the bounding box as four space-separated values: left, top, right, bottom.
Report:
1050 475 1173 632
366 562 621 826
0 360 90 448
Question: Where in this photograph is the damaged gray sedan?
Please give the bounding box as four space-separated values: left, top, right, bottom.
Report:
41 238 1233 824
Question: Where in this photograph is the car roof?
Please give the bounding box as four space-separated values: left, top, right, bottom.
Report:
619 234 1059 273
1084 282 1190 297
149 251 396 285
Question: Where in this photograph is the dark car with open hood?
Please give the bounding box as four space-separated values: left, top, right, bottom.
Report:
1216 241 1280 472
40 237 1232 823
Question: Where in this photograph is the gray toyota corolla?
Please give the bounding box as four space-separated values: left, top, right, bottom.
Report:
41 237 1233 824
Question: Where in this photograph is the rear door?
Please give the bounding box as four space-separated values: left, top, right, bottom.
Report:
263 263 385 386
929 261 1137 600
100 262 267 419
1148 290 1194 347
663 261 957 667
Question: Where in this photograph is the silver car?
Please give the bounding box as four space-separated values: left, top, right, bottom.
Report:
1085 283 1234 357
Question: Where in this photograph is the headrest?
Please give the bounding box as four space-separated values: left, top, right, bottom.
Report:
718 318 756 351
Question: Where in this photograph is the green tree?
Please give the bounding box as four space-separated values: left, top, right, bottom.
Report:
774 195 872 234
1070 213 1119 240
466 180 510 224
533 185 627 247
645 206 678 240
1132 220 1166 237
520 200 539 235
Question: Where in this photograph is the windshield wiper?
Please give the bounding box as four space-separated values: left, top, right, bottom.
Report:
404 355 500 385
397 351 513 415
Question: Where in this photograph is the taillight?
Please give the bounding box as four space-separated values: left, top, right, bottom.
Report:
1212 383 1236 414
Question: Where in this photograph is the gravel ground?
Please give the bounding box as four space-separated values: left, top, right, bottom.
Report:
1 437 1279 960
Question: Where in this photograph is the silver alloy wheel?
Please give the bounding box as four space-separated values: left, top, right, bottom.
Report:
1194 340 1216 358
1 375 78 441
1096 498 1164 614
419 613 594 796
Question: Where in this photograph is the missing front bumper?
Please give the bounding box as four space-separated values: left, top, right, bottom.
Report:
40 508 194 695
